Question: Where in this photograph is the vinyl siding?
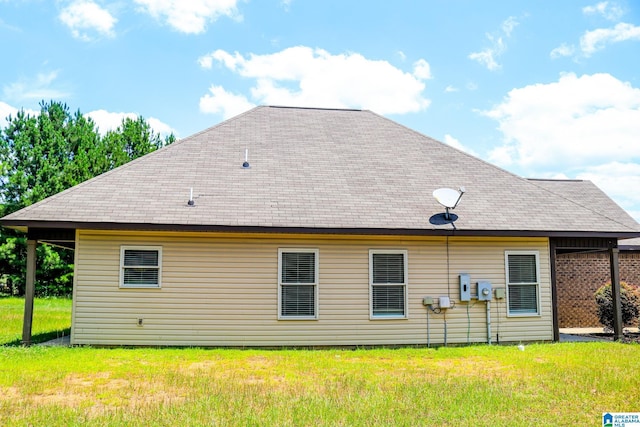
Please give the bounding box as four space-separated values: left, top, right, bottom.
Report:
71 231 552 346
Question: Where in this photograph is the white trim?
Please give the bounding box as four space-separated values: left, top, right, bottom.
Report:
505 250 540 317
119 245 163 289
369 249 408 320
277 248 319 320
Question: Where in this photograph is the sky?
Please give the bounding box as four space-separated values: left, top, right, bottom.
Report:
1 0 640 222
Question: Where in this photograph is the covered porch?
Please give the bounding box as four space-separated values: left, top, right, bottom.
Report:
20 227 75 346
550 236 626 342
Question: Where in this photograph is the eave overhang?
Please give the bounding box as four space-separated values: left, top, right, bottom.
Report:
3 219 640 240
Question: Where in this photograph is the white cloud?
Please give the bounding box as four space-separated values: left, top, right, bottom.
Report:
580 22 640 56
501 16 519 37
443 134 478 156
444 85 459 93
59 0 117 41
583 1 624 21
199 46 431 115
146 117 175 136
469 36 504 71
199 85 256 119
550 43 575 59
469 17 518 71
484 73 640 170
134 0 240 34
0 101 19 127
0 101 39 130
280 0 292 11
484 73 640 222
86 109 176 137
412 59 432 80
2 71 70 102
199 49 242 70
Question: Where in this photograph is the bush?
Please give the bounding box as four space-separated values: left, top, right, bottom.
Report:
594 281 640 331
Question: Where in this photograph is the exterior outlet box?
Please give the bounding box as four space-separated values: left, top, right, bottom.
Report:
439 296 451 309
477 281 492 301
422 296 433 306
459 274 471 301
495 288 506 299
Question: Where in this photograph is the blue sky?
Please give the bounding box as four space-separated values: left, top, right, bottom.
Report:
1 0 640 221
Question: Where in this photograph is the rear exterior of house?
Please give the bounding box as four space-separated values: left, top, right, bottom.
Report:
3 106 639 346
73 230 552 346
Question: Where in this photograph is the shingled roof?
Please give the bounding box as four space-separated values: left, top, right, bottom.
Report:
2 106 639 237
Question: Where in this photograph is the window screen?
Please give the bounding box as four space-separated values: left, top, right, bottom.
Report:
371 251 407 317
281 252 316 284
372 253 405 284
279 249 318 318
281 284 315 317
121 247 161 288
372 285 405 316
506 252 539 315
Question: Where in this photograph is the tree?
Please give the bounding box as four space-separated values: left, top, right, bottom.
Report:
0 100 174 296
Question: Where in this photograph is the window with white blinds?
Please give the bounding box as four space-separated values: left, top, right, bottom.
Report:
505 251 539 315
120 246 162 288
370 250 408 318
278 249 318 319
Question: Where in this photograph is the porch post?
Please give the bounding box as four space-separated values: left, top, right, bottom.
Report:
608 243 623 341
22 239 37 346
549 240 560 342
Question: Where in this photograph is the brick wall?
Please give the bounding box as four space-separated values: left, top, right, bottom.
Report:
556 251 640 328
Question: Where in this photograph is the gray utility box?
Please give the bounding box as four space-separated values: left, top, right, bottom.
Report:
459 274 471 301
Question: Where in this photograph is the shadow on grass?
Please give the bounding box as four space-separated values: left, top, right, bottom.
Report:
2 328 71 347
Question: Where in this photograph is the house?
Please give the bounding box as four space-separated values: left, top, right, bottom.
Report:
3 106 640 346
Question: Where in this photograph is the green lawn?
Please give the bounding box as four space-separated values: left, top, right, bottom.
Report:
1 297 639 426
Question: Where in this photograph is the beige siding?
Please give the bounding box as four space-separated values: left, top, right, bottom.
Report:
71 231 552 346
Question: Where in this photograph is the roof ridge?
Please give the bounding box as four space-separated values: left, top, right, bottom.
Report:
265 105 362 112
527 178 584 183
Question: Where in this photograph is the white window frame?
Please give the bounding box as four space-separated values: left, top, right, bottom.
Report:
119 246 163 289
505 250 540 317
369 249 408 320
278 248 319 320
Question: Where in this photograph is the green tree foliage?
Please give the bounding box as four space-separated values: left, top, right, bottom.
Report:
594 281 640 331
0 101 174 296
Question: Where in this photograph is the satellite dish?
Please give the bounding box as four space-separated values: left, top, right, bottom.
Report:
433 187 465 220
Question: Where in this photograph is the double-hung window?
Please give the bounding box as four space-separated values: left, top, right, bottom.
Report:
505 251 540 316
120 246 162 288
370 250 408 318
278 249 318 319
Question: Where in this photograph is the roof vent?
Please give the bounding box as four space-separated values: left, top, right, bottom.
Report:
242 148 250 168
187 188 195 206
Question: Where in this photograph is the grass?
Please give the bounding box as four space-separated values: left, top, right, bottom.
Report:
0 296 71 345
1 298 639 426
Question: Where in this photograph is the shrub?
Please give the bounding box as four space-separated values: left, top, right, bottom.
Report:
594 281 640 331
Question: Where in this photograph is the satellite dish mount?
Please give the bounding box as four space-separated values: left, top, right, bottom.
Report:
433 187 466 220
